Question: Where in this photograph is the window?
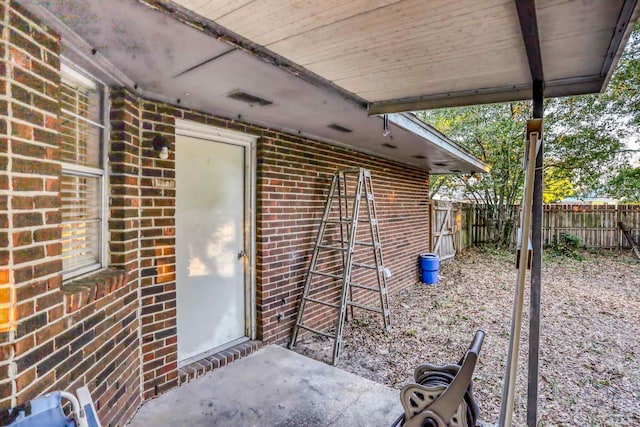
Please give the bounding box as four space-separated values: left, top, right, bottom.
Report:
59 63 107 279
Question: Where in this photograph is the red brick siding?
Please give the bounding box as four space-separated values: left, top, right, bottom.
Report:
0 0 11 411
257 136 430 343
105 89 144 423
137 102 178 399
3 3 431 424
0 4 142 425
129 99 430 387
2 0 64 410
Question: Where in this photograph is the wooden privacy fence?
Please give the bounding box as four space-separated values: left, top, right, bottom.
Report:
543 204 640 249
430 200 457 261
430 201 640 259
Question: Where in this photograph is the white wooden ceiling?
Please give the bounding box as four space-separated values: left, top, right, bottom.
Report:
172 0 638 112
33 0 487 173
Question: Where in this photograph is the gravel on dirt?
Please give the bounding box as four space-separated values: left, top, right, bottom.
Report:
294 248 640 426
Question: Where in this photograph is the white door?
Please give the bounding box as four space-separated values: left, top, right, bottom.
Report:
176 134 247 364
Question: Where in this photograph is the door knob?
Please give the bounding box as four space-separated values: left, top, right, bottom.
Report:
238 249 246 259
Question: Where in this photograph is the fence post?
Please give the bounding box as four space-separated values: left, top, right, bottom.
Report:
429 200 434 253
617 204 622 252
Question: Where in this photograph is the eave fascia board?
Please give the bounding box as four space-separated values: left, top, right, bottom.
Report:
389 113 490 173
600 0 640 89
367 76 605 115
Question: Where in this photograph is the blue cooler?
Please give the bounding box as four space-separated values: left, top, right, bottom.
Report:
419 253 440 285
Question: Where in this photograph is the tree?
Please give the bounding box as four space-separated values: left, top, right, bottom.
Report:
606 165 640 202
419 95 628 246
607 22 640 126
419 103 530 246
417 24 640 245
543 168 574 203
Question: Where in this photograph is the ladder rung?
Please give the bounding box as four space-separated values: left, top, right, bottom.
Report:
296 324 335 339
341 240 378 247
311 271 344 280
324 219 352 224
350 282 380 292
352 262 379 270
304 296 340 309
318 245 348 252
347 301 382 313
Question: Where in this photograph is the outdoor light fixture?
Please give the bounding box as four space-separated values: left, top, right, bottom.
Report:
152 134 170 160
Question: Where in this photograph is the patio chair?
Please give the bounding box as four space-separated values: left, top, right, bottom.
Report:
2 386 101 427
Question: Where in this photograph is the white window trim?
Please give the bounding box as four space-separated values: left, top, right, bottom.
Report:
60 62 110 281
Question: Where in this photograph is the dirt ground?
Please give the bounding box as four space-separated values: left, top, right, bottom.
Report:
294 248 640 426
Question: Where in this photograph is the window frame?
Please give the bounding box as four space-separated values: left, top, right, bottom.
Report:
59 62 110 281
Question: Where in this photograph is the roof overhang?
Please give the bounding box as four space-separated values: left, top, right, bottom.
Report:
164 0 639 115
29 0 489 174
387 114 489 173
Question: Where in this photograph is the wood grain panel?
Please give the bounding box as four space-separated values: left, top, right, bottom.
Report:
172 0 214 10
332 47 530 101
268 0 514 65
300 18 526 81
215 0 402 45
541 28 616 80
537 0 623 41
537 0 623 80
172 0 256 20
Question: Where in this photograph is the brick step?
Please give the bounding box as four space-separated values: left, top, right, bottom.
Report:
178 340 263 385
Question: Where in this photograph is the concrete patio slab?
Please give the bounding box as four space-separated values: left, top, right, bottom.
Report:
128 345 403 427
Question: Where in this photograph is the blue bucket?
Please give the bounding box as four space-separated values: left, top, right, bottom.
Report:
419 253 440 285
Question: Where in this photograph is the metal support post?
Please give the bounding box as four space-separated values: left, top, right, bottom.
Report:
527 78 544 427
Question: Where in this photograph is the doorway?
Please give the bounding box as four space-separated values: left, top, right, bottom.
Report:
175 120 256 366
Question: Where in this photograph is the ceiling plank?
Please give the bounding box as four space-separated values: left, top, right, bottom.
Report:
515 0 544 82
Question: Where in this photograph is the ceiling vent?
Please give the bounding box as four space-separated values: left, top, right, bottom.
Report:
226 90 273 106
328 123 352 133
433 162 447 167
382 143 397 149
413 155 427 159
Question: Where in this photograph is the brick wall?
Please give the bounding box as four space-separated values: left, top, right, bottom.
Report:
137 101 178 399
0 0 12 410
128 98 431 353
257 135 431 343
0 3 141 425
1 2 431 425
